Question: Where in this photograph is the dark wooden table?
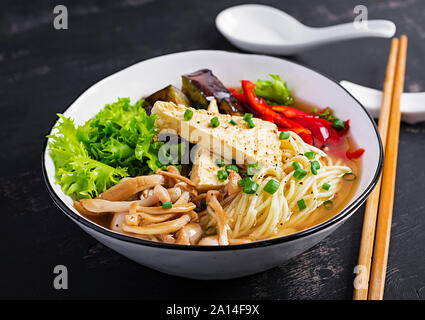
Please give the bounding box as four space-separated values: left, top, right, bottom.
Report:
1 0 424 300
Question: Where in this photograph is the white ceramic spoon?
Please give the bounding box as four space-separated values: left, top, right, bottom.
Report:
216 4 396 55
341 80 425 124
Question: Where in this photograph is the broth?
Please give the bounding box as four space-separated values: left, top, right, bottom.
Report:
273 152 360 239
272 99 361 238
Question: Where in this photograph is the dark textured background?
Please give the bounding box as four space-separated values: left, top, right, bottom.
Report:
1 0 424 299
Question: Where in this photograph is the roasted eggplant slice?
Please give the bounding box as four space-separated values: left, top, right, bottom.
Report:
144 85 190 113
182 69 244 115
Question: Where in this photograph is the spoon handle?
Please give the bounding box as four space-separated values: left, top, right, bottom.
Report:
312 20 396 43
341 80 425 124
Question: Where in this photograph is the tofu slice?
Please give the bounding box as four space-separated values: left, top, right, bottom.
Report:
151 101 283 168
207 99 219 113
190 147 226 191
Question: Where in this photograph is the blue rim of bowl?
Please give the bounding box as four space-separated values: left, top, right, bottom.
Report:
42 50 384 251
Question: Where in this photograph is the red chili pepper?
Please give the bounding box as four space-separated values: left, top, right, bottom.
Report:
272 105 341 146
241 80 311 131
262 110 312 143
238 80 355 148
346 148 365 160
271 106 315 119
228 87 248 103
240 80 314 144
235 80 362 154
261 113 274 123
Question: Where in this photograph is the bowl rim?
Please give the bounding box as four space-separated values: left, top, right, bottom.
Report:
42 49 383 251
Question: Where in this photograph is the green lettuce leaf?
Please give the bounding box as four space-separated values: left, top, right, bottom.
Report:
48 98 162 200
55 157 128 200
254 74 294 105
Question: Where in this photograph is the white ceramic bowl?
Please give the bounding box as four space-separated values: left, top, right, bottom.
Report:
43 50 383 279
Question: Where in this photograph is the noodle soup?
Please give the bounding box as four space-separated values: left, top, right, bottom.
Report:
49 71 363 246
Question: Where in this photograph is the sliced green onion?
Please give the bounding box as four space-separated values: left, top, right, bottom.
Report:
264 179 280 194
243 113 253 121
230 119 237 126
342 172 357 181
304 151 315 160
238 177 251 187
242 113 255 128
243 180 259 194
217 169 228 181
294 168 307 180
310 160 321 175
291 161 301 171
184 108 193 121
215 158 225 167
225 164 238 173
279 131 291 140
247 162 261 176
323 200 333 210
211 116 220 128
238 177 259 194
162 201 172 209
332 119 345 130
322 183 331 191
297 199 307 211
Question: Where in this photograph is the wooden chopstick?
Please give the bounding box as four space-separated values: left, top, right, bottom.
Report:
368 35 408 300
353 38 400 300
